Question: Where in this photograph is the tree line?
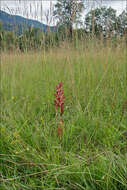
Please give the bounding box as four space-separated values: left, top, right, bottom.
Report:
0 0 127 51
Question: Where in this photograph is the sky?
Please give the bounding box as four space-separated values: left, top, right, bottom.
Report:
1 0 127 25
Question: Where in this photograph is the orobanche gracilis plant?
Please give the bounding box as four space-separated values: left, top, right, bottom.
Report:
54 82 65 136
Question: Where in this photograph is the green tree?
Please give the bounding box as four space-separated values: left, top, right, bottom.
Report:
54 0 84 38
85 7 118 36
117 10 127 35
0 22 4 50
5 31 15 50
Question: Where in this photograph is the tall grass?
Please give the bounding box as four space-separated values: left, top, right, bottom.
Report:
0 40 127 189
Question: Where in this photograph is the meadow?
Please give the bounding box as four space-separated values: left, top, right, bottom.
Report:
0 39 127 189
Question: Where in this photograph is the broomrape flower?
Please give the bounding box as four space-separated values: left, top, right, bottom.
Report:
54 82 65 136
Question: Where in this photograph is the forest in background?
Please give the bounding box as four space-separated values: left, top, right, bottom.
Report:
0 2 127 51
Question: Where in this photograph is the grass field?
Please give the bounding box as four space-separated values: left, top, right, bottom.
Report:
0 40 127 189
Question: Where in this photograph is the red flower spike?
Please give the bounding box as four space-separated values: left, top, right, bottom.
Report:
54 82 65 136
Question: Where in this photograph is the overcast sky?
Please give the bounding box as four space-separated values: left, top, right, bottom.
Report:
1 0 127 25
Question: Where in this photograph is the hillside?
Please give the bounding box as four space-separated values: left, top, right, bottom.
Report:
0 10 56 34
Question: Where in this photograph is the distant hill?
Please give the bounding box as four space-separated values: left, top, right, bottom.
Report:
0 10 56 34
